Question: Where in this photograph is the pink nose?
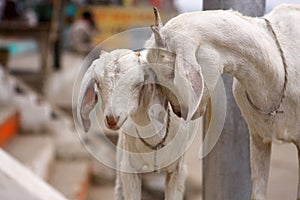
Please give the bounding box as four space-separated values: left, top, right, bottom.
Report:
105 115 120 130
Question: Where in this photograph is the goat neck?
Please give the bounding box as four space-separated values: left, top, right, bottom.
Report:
167 12 287 111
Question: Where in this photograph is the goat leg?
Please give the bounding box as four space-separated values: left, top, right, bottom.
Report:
250 132 272 200
121 172 142 200
165 158 187 200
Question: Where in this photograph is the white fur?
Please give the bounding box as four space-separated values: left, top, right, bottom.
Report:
77 49 195 200
146 4 300 200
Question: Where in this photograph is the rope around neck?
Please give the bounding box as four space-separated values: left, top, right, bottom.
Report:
135 107 171 150
245 18 288 116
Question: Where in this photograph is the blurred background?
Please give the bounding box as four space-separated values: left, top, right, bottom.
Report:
0 0 299 200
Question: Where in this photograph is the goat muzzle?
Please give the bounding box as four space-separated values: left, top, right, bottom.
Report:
105 115 120 130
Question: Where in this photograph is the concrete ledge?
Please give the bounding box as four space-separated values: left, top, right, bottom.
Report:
4 135 54 180
0 149 67 200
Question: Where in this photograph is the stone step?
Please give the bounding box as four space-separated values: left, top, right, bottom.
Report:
87 185 115 200
49 161 91 200
91 160 116 185
3 134 54 180
0 103 19 146
0 149 67 200
87 183 165 200
89 172 165 200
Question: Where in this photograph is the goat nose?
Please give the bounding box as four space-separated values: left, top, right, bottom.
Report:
105 115 120 129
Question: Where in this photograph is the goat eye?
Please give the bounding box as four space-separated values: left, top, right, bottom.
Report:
161 54 172 63
160 55 167 61
95 83 101 93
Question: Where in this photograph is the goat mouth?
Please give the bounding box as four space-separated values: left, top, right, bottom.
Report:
108 125 120 131
105 117 127 131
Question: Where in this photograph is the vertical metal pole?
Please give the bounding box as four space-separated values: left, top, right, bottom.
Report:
202 1 265 200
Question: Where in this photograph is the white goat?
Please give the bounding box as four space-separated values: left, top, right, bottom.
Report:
77 49 197 200
146 5 300 200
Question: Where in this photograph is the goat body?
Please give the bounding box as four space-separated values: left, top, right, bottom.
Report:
77 49 199 200
146 4 300 200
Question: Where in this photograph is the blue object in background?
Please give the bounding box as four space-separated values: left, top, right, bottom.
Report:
0 39 38 56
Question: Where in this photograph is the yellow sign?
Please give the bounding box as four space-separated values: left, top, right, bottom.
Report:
78 6 177 45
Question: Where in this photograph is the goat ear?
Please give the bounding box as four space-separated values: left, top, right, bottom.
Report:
151 7 164 47
153 7 163 29
139 68 159 106
141 69 168 138
77 66 99 132
151 25 165 47
170 53 204 121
